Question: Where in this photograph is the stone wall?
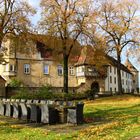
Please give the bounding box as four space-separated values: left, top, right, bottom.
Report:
5 87 77 98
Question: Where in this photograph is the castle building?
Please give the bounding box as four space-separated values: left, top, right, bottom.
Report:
125 59 139 93
0 36 139 94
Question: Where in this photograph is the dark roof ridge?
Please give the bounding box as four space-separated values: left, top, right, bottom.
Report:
105 55 132 74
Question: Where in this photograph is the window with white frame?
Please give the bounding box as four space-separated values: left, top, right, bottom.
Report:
10 64 15 72
114 67 116 74
110 66 112 73
77 66 85 73
44 64 49 74
24 64 30 74
81 66 85 72
122 71 124 77
87 67 92 72
57 65 63 76
110 76 112 83
127 81 129 86
69 66 74 75
114 77 116 84
122 79 124 85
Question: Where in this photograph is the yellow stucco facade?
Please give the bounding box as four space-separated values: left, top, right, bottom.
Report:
0 39 79 88
0 38 139 94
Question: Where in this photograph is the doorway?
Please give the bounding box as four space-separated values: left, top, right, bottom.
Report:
91 82 99 93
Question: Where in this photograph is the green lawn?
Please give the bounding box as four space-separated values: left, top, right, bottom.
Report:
1 95 140 140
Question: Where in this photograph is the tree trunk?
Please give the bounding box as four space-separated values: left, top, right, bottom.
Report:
117 53 123 94
0 32 4 48
0 38 2 48
63 53 69 93
0 38 3 60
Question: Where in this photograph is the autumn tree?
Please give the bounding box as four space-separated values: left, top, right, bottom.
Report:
0 0 35 53
39 0 90 93
95 0 140 94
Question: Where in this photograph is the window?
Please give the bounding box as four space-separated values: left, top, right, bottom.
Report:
114 77 116 84
77 67 81 72
69 66 74 75
122 79 124 85
110 66 112 73
122 71 124 77
57 65 63 76
10 64 15 72
77 66 85 73
44 64 49 74
114 67 116 74
115 88 116 92
110 87 112 92
110 76 112 83
87 67 92 72
126 80 127 85
24 64 30 74
77 67 80 72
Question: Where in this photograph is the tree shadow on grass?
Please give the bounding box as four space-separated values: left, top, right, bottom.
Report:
0 103 140 134
84 104 140 125
0 121 23 134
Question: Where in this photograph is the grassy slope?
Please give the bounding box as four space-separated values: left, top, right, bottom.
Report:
79 95 140 140
0 95 140 140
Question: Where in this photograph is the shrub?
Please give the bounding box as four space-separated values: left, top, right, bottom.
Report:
52 92 65 100
74 92 87 100
11 84 88 100
64 93 74 100
35 84 53 99
85 89 96 100
11 87 31 99
8 78 23 87
11 85 53 100
53 92 87 101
